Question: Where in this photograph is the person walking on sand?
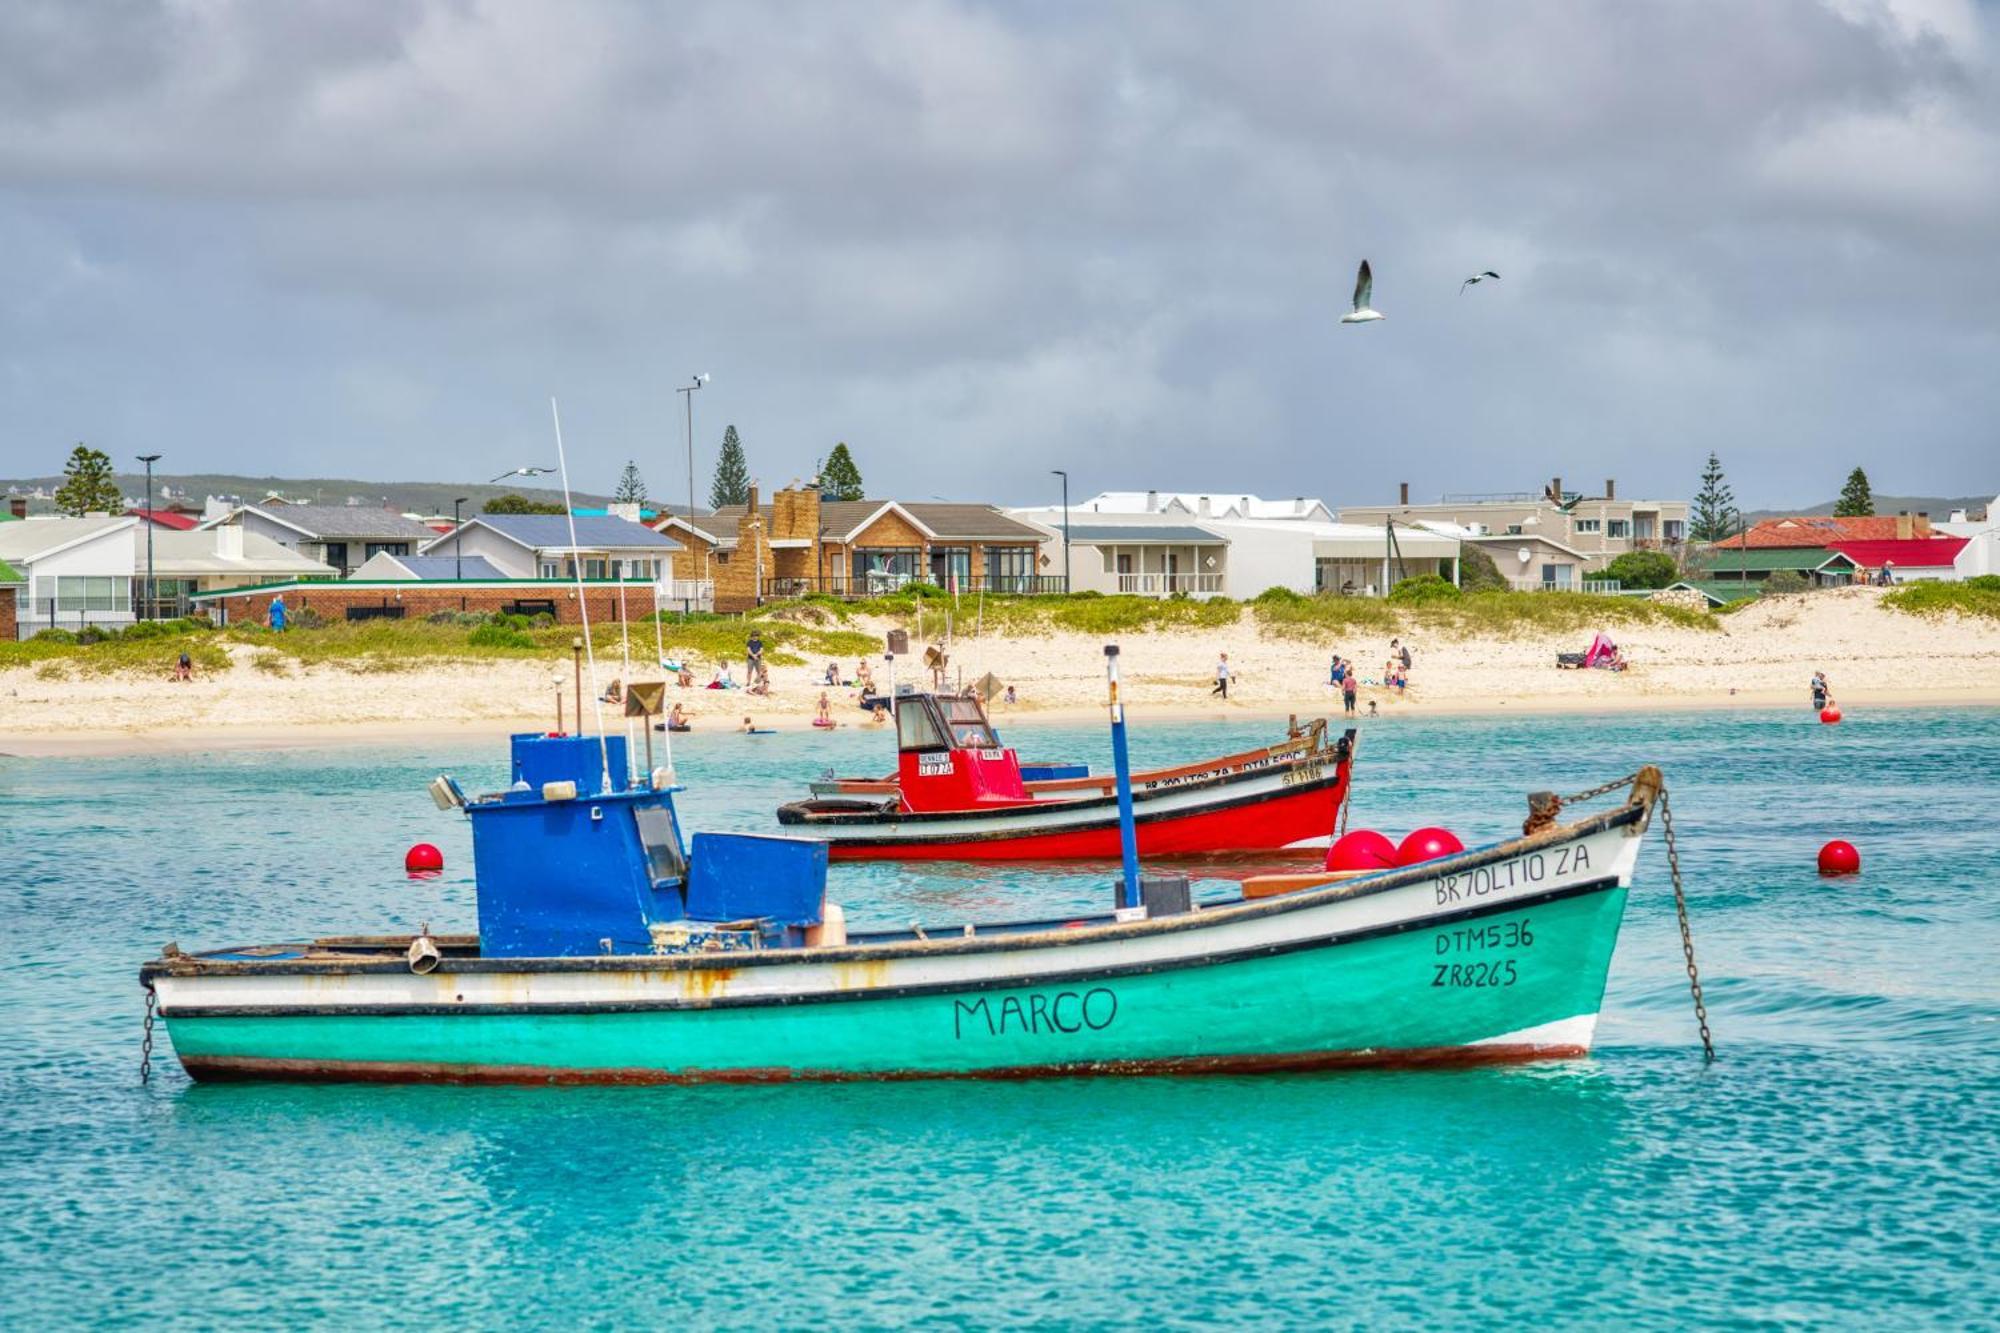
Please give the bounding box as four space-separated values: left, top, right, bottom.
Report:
1211 652 1231 699
1342 670 1358 715
746 630 764 683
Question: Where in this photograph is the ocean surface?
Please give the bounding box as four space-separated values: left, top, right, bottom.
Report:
2 706 1995 1328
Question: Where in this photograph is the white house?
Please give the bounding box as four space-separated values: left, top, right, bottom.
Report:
0 516 139 635
420 514 680 581
201 503 444 577
1072 491 1336 523
139 527 336 616
1937 496 2000 579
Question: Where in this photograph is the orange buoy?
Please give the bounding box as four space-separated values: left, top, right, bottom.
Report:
1326 829 1398 872
1820 705 1842 724
1817 840 1860 876
1396 827 1465 866
404 842 444 877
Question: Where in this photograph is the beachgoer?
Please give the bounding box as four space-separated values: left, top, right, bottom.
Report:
870 704 890 725
175 651 192 682
269 595 287 632
1368 699 1379 717
1331 657 1347 686
602 678 623 704
668 703 687 729
740 715 756 733
856 659 876 693
824 662 839 686
1004 684 1017 705
719 663 735 688
1211 653 1230 699
746 630 764 682
1342 672 1358 715
816 692 833 725
1811 671 1830 711
676 666 695 688
1399 641 1413 671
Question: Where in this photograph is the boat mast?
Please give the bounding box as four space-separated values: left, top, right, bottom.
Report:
1104 644 1142 910
551 396 613 793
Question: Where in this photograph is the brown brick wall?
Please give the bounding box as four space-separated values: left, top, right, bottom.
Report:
200 584 662 628
1 594 16 642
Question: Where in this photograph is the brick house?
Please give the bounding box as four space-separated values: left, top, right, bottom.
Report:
665 485 1053 611
0 558 21 640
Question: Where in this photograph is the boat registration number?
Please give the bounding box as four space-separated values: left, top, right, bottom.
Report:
1281 762 1324 787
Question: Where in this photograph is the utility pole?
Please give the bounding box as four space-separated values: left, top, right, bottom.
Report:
1051 469 1071 594
678 373 709 514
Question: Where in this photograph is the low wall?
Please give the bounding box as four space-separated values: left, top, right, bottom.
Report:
198 583 690 628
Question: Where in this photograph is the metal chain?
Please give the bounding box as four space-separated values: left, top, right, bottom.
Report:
140 984 156 1084
1560 771 1643 806
1658 788 1715 1062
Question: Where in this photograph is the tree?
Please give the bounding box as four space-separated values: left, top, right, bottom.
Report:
484 493 567 515
54 443 123 516
1834 467 1874 518
1602 550 1678 590
1458 544 1508 591
1690 451 1736 543
614 460 648 505
709 425 749 509
820 441 864 501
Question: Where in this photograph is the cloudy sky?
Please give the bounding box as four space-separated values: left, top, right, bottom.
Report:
2 0 1995 509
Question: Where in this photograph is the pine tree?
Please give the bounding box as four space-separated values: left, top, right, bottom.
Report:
1834 467 1874 518
820 442 864 501
1689 451 1736 543
709 425 749 509
614 460 647 505
54 443 124 516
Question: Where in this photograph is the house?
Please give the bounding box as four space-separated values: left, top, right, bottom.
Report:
1459 534 1606 591
1934 495 1999 580
0 558 22 640
677 485 1052 610
1072 491 1337 523
350 552 508 581
1340 478 1689 569
1711 513 1930 550
419 514 681 583
1826 538 1969 585
1009 512 1232 596
1710 511 1970 583
125 507 200 531
201 503 445 577
1686 547 1860 589
137 527 338 617
0 516 139 635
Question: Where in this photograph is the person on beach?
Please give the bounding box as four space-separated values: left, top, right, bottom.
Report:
740 715 756 733
816 692 833 726
1811 671 1831 711
1004 684 1017 705
1342 671 1358 715
856 659 876 694
1398 640 1413 672
824 662 839 686
746 630 764 682
676 665 695 688
268 595 286 632
1212 653 1230 699
667 702 688 730
1368 699 1379 717
869 704 890 725
174 651 193 682
1331 656 1347 687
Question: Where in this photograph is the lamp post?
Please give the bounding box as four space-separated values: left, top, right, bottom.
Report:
136 453 161 619
677 373 709 514
452 497 468 581
1050 469 1070 594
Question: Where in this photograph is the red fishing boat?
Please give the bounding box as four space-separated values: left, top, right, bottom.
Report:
776 691 1353 861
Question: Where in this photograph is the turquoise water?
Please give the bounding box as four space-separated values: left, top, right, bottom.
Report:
2 708 1995 1327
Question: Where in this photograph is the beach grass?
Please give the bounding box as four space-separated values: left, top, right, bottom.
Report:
1882 575 2000 622
0 624 233 678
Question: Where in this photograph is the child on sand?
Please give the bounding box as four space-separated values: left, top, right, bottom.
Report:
816 692 834 726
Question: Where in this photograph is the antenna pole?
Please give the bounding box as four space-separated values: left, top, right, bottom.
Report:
551 396 613 793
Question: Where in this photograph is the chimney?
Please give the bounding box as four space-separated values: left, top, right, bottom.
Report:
1916 512 1931 537
1399 482 1409 506
7 496 24 519
1605 478 1616 500
216 524 244 560
1197 496 1211 518
1551 477 1563 503
1146 489 1158 513
1895 511 1912 541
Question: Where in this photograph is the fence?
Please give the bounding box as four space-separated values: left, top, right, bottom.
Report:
762 574 1067 600
1114 572 1226 596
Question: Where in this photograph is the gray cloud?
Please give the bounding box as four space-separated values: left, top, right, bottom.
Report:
1 0 1994 507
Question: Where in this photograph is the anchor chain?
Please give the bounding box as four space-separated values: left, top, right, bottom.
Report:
1658 787 1715 1062
140 984 157 1084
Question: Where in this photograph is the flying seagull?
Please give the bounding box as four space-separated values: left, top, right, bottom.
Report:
1340 259 1383 324
1459 270 1501 294
489 465 557 483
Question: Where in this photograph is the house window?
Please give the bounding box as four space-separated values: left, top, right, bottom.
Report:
987 545 1036 591
1664 519 1686 542
1607 519 1631 539
856 548 919 591
51 576 131 612
928 546 970 585
323 541 350 570
1504 524 1524 535
1542 564 1575 589
363 542 409 560
539 561 561 579
584 559 608 580
1573 519 1601 534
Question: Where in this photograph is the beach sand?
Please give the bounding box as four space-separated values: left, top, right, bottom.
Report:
4 587 1996 757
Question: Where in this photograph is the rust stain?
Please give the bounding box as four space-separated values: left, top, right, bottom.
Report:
679 966 737 1001
833 960 892 991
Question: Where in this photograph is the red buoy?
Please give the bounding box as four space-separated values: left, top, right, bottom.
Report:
1326 829 1399 872
1817 840 1860 877
1396 827 1465 866
405 842 444 877
1820 706 1842 724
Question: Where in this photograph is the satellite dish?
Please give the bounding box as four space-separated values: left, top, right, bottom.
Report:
1517 548 1532 564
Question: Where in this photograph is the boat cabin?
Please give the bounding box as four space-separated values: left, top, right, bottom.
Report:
893 692 1035 813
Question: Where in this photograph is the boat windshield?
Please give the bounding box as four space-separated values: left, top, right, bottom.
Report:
940 696 999 749
896 698 950 752
633 802 687 885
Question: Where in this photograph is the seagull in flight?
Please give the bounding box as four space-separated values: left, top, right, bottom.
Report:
490 465 557 483
1340 259 1383 324
1459 270 1501 294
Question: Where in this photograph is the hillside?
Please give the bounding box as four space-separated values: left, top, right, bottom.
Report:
1744 493 1990 523
0 471 634 517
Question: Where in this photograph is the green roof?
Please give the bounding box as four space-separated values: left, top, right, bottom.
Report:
1694 548 1857 573
0 557 21 584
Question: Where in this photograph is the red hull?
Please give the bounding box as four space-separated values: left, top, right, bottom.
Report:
824 775 1344 862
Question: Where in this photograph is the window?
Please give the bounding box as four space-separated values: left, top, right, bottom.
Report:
1573 519 1602 535
363 542 409 560
1607 519 1631 539
941 695 999 748
323 541 349 570
584 559 608 580
987 545 1036 591
928 546 971 584
51 576 131 612
1664 519 1686 542
896 698 949 751
1541 563 1575 589
633 803 686 885
539 560 561 578
1504 524 1523 535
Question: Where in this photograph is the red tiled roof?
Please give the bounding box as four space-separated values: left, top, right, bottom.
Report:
1827 537 1968 570
1711 516 1929 549
126 507 199 530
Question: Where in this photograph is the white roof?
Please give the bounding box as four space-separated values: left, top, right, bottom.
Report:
1213 516 1463 558
144 529 337 577
0 515 136 563
1076 491 1334 521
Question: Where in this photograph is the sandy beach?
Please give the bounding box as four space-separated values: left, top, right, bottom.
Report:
4 587 1996 757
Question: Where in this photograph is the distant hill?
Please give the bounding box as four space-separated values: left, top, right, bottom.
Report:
0 471 690 518
1743 493 1991 524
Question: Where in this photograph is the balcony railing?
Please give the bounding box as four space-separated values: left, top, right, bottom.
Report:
763 574 1067 599
1115 572 1226 596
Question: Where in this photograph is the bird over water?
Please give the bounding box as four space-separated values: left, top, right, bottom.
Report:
1341 259 1383 324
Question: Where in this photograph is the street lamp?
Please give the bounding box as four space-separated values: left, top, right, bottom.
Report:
452 497 468 580
136 453 161 619
677 373 709 514
1050 469 1071 594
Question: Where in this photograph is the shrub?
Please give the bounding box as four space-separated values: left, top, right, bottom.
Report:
1458 545 1508 592
1387 574 1462 604
1966 574 2000 593
122 620 169 639
467 623 537 650
291 606 326 629
1252 586 1309 605
32 627 77 645
1601 550 1678 590
1762 570 1810 595
76 625 111 645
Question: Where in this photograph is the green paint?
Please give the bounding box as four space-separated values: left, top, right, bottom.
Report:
166 889 1627 1078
